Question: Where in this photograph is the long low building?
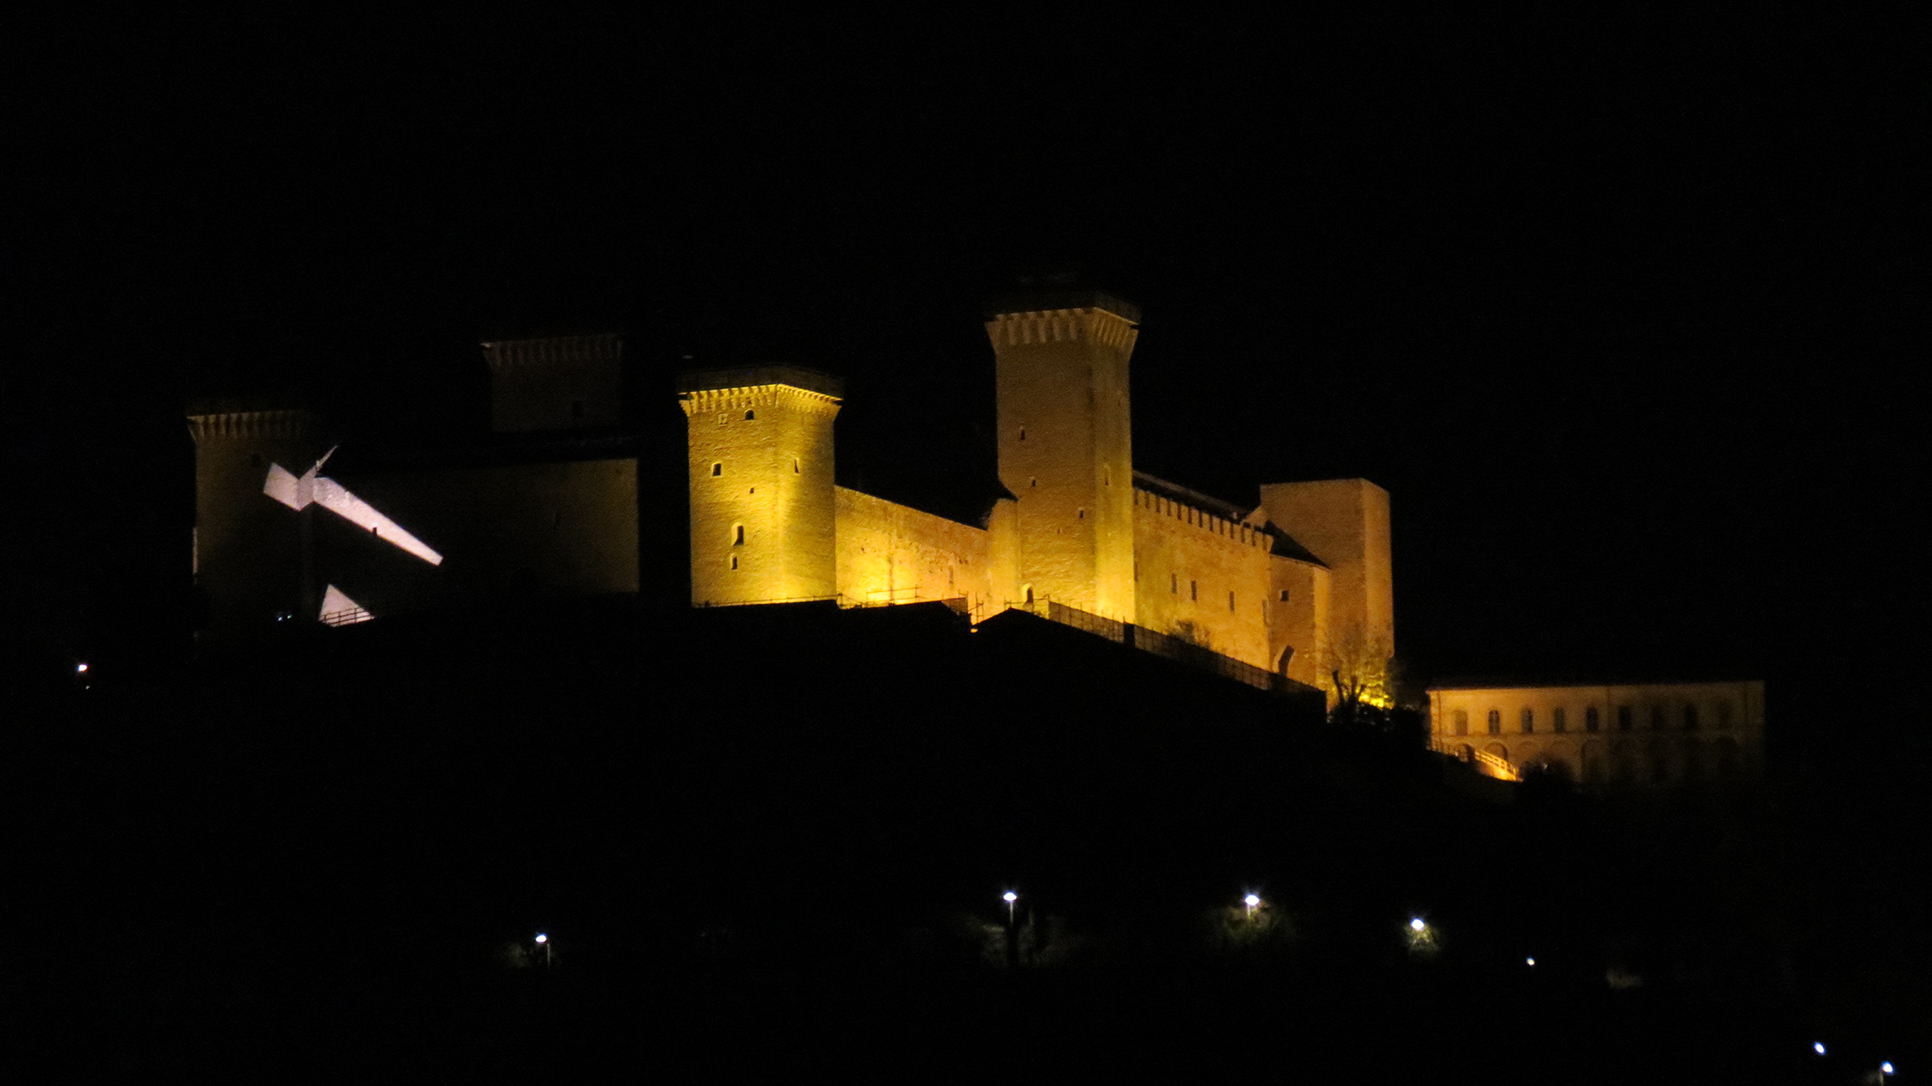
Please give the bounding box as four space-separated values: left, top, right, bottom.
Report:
1427 681 1766 787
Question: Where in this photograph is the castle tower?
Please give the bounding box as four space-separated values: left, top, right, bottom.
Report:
1257 477 1395 674
679 367 843 606
988 290 1139 621
186 407 329 636
485 334 623 432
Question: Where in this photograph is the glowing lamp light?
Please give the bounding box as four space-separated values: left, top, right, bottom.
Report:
1883 1062 1895 1075
1410 917 1427 932
534 933 548 944
1002 892 1017 904
75 663 89 674
1525 957 1536 967
1244 894 1261 907
1814 1043 1826 1056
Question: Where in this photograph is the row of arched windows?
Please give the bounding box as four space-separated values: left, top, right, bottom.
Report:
1451 701 1736 737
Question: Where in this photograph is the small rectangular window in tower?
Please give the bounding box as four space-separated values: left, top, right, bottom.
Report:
1278 589 1290 602
1077 508 1085 519
730 555 738 570
745 409 755 420
1170 573 1178 594
1019 427 1026 440
793 458 800 474
711 462 722 477
1190 580 1197 601
1228 591 1235 612
733 525 744 546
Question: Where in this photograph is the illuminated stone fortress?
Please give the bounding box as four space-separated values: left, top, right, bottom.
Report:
680 290 1393 699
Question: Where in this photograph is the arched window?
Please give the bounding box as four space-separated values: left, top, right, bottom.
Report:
744 409 755 420
711 462 723 477
1585 706 1600 733
1520 708 1535 734
732 525 745 546
1487 710 1502 735
1452 710 1469 737
1553 707 1567 733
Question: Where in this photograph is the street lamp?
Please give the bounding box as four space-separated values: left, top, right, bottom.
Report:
1244 893 1261 919
1002 891 1017 926
535 932 550 968
1881 1061 1895 1083
1410 917 1427 933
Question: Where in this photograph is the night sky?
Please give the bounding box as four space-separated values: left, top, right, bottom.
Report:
9 12 1920 748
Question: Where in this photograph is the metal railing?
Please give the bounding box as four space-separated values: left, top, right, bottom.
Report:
320 606 373 627
1430 737 1519 781
1017 598 1286 697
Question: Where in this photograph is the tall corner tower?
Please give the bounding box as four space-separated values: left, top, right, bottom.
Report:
679 367 843 607
186 406 330 635
485 334 623 432
1257 478 1394 655
987 289 1139 622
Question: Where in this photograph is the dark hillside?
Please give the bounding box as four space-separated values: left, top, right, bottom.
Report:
10 601 1824 1080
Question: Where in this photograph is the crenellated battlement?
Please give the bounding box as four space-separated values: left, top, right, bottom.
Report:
482 334 622 373
678 383 842 420
186 409 324 443
985 307 1139 351
1133 486 1271 551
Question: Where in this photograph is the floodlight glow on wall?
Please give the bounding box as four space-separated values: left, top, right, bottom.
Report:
264 447 443 565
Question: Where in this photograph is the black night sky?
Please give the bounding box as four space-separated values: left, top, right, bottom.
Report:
5 10 1926 1074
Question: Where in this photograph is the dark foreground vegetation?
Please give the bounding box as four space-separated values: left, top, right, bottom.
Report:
6 601 1915 1081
